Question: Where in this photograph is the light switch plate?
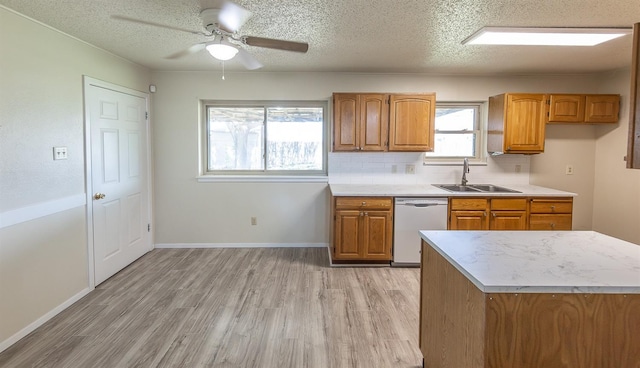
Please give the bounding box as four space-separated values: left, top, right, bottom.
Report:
53 146 68 160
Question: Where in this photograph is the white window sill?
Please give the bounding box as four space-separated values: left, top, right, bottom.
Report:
197 175 329 183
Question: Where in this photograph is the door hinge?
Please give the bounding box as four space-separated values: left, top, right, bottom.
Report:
147 224 151 232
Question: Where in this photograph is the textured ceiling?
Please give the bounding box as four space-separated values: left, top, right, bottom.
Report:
1 0 639 74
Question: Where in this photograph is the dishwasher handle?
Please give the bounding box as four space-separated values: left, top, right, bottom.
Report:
410 203 443 207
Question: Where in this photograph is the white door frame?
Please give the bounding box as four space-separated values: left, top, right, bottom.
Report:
83 76 153 289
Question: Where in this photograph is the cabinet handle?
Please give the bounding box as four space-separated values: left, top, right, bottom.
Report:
364 212 368 216
492 212 496 218
483 211 487 217
551 222 556 229
362 201 366 206
550 205 556 211
507 146 511 150
359 212 363 217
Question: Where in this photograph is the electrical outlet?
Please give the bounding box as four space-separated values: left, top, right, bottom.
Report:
515 164 521 173
405 164 415 174
391 164 397 173
53 146 68 160
565 165 574 175
251 217 257 226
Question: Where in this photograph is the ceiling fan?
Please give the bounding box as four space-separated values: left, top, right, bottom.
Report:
112 0 309 70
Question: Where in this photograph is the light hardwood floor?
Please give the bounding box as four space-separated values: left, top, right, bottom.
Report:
0 248 423 368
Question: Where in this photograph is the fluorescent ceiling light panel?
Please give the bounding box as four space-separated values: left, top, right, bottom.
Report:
463 27 631 46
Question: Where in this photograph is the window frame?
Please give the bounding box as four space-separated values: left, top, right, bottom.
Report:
423 102 486 165
199 100 329 179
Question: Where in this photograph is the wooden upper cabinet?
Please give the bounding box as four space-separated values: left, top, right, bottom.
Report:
333 94 359 151
585 95 620 123
488 93 547 154
360 94 389 151
332 93 387 152
388 94 436 152
548 94 620 124
548 94 585 123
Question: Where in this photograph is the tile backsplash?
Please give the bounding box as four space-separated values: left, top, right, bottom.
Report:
328 152 531 185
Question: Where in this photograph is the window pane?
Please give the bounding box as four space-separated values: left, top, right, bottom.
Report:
266 107 323 170
208 107 264 170
426 133 476 157
435 108 476 131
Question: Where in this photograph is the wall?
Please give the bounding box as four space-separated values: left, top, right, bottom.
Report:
530 68 640 242
151 70 601 245
592 69 640 243
0 7 150 347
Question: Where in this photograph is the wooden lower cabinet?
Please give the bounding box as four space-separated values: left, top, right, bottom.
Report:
449 198 527 230
529 197 573 230
449 197 572 231
332 196 393 261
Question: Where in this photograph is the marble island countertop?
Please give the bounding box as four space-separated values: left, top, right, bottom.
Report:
420 230 640 294
329 183 576 197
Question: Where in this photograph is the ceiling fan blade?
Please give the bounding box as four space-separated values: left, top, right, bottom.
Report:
218 1 252 32
166 43 207 59
244 36 309 53
111 15 209 36
235 49 263 70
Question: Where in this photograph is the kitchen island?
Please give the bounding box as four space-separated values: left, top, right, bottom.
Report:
419 231 640 368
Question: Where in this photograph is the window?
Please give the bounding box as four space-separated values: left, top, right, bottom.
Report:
424 103 484 162
202 101 327 176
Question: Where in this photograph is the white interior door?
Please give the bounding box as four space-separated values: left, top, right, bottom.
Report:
86 80 151 285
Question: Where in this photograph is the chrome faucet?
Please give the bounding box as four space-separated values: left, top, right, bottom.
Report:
461 158 469 186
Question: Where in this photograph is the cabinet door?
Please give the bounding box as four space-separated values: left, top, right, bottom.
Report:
334 210 363 259
362 210 392 260
360 94 389 151
504 94 547 153
490 211 527 230
585 95 620 123
333 94 360 151
388 94 435 151
529 214 572 230
450 210 488 230
548 94 585 123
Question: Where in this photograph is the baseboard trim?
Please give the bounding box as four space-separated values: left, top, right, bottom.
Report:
0 287 92 354
155 243 328 249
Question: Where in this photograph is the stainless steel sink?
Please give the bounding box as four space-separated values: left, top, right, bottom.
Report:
467 184 521 193
434 184 481 192
434 184 521 193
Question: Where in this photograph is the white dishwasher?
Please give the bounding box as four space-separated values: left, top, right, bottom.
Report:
393 197 448 266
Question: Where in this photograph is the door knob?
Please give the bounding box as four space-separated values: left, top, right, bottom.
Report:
93 193 106 200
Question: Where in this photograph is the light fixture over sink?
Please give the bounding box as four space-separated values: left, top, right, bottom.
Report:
205 35 239 61
462 27 632 46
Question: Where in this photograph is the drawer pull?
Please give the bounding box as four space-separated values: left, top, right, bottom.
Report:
362 201 366 206
550 205 556 211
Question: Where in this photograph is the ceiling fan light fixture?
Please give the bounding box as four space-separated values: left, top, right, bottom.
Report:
463 27 632 46
206 36 238 61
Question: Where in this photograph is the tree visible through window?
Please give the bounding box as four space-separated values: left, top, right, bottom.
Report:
205 102 326 174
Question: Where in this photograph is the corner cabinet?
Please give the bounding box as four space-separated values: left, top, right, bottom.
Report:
332 92 435 152
488 93 548 154
548 94 620 124
331 196 393 262
388 94 436 151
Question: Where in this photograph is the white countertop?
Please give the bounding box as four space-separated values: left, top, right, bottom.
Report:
329 183 576 197
420 230 640 294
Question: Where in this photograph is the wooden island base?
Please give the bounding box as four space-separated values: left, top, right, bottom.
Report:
419 240 640 368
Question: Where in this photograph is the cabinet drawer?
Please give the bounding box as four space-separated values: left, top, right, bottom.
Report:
529 198 573 213
529 214 572 230
490 198 527 211
450 198 488 211
335 197 392 210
